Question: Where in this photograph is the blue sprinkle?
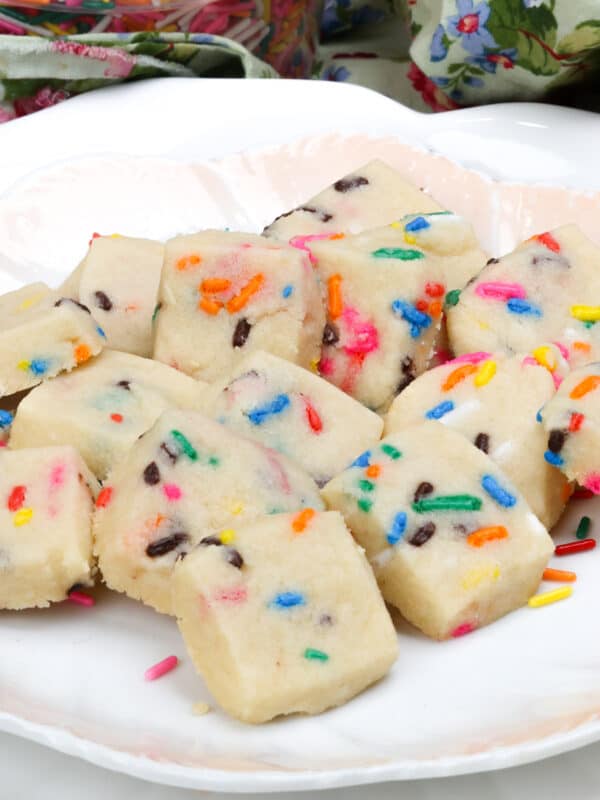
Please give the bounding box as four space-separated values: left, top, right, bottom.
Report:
96 326 107 339
387 512 407 545
544 450 564 466
425 400 455 420
0 410 13 429
536 409 543 423
506 298 542 317
282 284 293 299
391 299 432 338
270 591 306 609
351 450 371 468
481 474 517 508
29 358 49 376
247 394 290 426
405 216 431 233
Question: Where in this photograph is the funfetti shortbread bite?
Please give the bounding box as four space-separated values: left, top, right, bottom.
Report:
10 350 207 480
153 231 324 383
202 350 383 487
173 510 398 724
540 362 600 494
447 225 600 367
0 284 104 397
322 423 554 640
77 235 164 358
308 225 445 412
384 349 570 529
263 159 442 241
94 409 324 615
0 446 99 609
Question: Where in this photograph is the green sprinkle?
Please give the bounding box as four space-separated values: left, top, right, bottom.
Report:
584 321 596 329
445 289 461 307
208 455 220 467
170 430 198 461
358 479 375 492
381 444 401 460
357 498 373 513
267 507 285 515
412 495 482 513
304 648 329 662
576 516 591 539
371 247 425 261
151 303 161 323
425 211 452 216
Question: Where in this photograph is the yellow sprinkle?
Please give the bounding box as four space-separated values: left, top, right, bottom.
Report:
109 233 122 239
403 232 417 245
476 319 490 331
219 529 236 545
17 360 30 372
390 221 402 230
532 345 556 372
18 294 44 312
309 358 319 374
474 359 496 387
528 585 572 608
14 508 33 527
571 305 600 322
461 564 500 590
192 702 211 716
229 503 244 516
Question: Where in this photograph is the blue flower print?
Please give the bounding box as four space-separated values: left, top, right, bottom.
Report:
447 0 497 56
430 24 449 62
467 48 518 73
322 64 351 81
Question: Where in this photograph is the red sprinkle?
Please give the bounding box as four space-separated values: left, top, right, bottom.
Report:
451 621 476 638
68 591 95 607
415 299 429 312
555 538 596 556
535 231 561 252
569 412 585 433
96 486 113 508
425 282 445 298
305 401 323 433
7 485 26 512
214 586 248 605
144 655 179 681
88 232 101 246
110 413 124 423
573 487 594 500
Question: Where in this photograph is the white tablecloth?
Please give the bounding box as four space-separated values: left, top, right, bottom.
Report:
4 732 600 800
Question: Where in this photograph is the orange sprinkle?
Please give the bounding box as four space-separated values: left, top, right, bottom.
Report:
125 303 139 312
110 413 123 423
466 525 508 548
543 567 576 583
569 412 585 432
562 481 575 503
292 508 316 534
573 341 591 353
534 232 561 253
199 296 222 315
429 300 443 318
442 364 477 392
327 274 343 319
176 254 201 271
365 464 381 478
96 487 113 508
74 344 92 364
570 375 600 399
329 233 345 240
201 278 231 294
226 274 264 313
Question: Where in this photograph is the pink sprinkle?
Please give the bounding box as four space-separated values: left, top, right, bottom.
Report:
451 621 476 638
318 357 335 376
552 372 563 389
50 463 66 488
163 484 182 501
68 591 95 607
521 356 538 367
289 233 337 265
144 655 179 681
552 341 569 360
342 307 379 355
475 281 526 301
583 473 600 494
446 351 491 365
214 586 248 605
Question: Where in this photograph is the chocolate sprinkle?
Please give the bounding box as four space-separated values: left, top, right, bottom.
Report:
299 206 333 223
334 176 369 193
117 380 131 391
414 481 434 502
319 613 334 626
395 355 416 395
200 535 223 547
532 254 570 268
54 297 91 314
226 548 244 569
548 429 567 453
160 441 179 463
232 318 251 348
474 432 490 453
453 524 467 535
146 532 189 558
486 257 499 266
143 461 161 486
94 290 113 311
409 522 436 547
322 322 340 346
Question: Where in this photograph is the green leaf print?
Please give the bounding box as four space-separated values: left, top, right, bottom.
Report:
488 0 560 76
557 20 600 56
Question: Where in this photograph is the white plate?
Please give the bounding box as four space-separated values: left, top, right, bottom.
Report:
1 79 600 794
